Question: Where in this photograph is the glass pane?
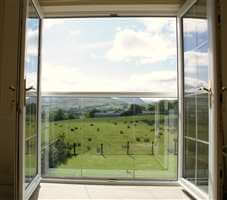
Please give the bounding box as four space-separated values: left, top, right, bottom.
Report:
183 0 208 94
197 43 209 88
183 0 209 194
41 97 178 180
25 136 38 184
184 138 196 184
184 95 196 138
197 94 209 141
196 142 209 193
24 0 40 188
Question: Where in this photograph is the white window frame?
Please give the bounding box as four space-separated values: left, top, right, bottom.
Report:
177 0 219 200
39 15 179 183
19 0 44 200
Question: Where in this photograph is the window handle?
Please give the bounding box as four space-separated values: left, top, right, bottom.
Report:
25 86 35 92
199 86 212 108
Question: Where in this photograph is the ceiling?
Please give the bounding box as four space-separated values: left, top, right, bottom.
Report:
37 0 186 17
39 0 185 6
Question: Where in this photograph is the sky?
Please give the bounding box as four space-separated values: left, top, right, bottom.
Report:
25 17 209 95
40 17 178 94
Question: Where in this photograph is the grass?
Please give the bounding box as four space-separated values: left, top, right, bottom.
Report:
41 114 178 179
45 155 177 179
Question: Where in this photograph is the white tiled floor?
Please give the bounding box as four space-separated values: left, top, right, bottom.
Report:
37 183 193 200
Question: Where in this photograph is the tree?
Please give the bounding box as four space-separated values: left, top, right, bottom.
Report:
49 134 71 168
54 109 65 121
121 104 143 116
86 108 100 118
148 104 155 112
68 112 75 120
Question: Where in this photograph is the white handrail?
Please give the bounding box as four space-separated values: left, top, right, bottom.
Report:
41 92 177 98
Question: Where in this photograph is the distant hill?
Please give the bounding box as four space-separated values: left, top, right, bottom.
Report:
40 96 147 112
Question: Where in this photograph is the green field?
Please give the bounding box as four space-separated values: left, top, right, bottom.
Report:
40 114 178 179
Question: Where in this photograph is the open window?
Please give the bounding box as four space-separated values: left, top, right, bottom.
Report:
177 0 218 199
19 0 219 199
20 0 43 199
40 17 178 181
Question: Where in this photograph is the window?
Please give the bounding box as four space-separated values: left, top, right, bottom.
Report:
182 0 209 193
24 0 40 188
40 17 178 180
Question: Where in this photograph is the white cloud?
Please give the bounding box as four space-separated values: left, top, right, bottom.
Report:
128 71 177 93
43 19 67 30
90 53 98 59
184 51 208 74
185 77 208 92
41 18 178 94
26 29 39 56
184 18 207 33
41 63 177 94
130 71 176 82
83 41 112 50
27 71 37 89
41 64 82 92
106 28 176 64
139 17 176 36
41 64 126 92
69 30 81 36
27 29 38 41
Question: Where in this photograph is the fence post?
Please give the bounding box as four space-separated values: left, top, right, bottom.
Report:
73 143 76 155
174 139 177 155
101 144 104 155
127 141 130 155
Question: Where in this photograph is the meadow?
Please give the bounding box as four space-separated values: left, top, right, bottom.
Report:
41 113 178 179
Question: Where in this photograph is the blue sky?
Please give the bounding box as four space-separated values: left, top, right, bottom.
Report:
40 17 177 94
25 17 208 94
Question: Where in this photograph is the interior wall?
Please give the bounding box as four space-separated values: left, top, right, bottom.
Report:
0 0 24 199
220 0 227 197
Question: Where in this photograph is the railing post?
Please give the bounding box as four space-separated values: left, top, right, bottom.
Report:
127 141 130 155
73 143 76 156
101 143 104 155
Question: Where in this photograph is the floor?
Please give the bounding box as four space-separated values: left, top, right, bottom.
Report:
35 183 193 200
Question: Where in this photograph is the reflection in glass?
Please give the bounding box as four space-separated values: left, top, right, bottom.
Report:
184 139 196 183
24 0 40 188
184 96 196 138
183 0 209 193
197 142 209 192
183 0 208 95
41 97 178 180
25 136 38 184
197 94 209 141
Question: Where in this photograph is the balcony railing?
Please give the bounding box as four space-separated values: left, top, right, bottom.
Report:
39 92 178 180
